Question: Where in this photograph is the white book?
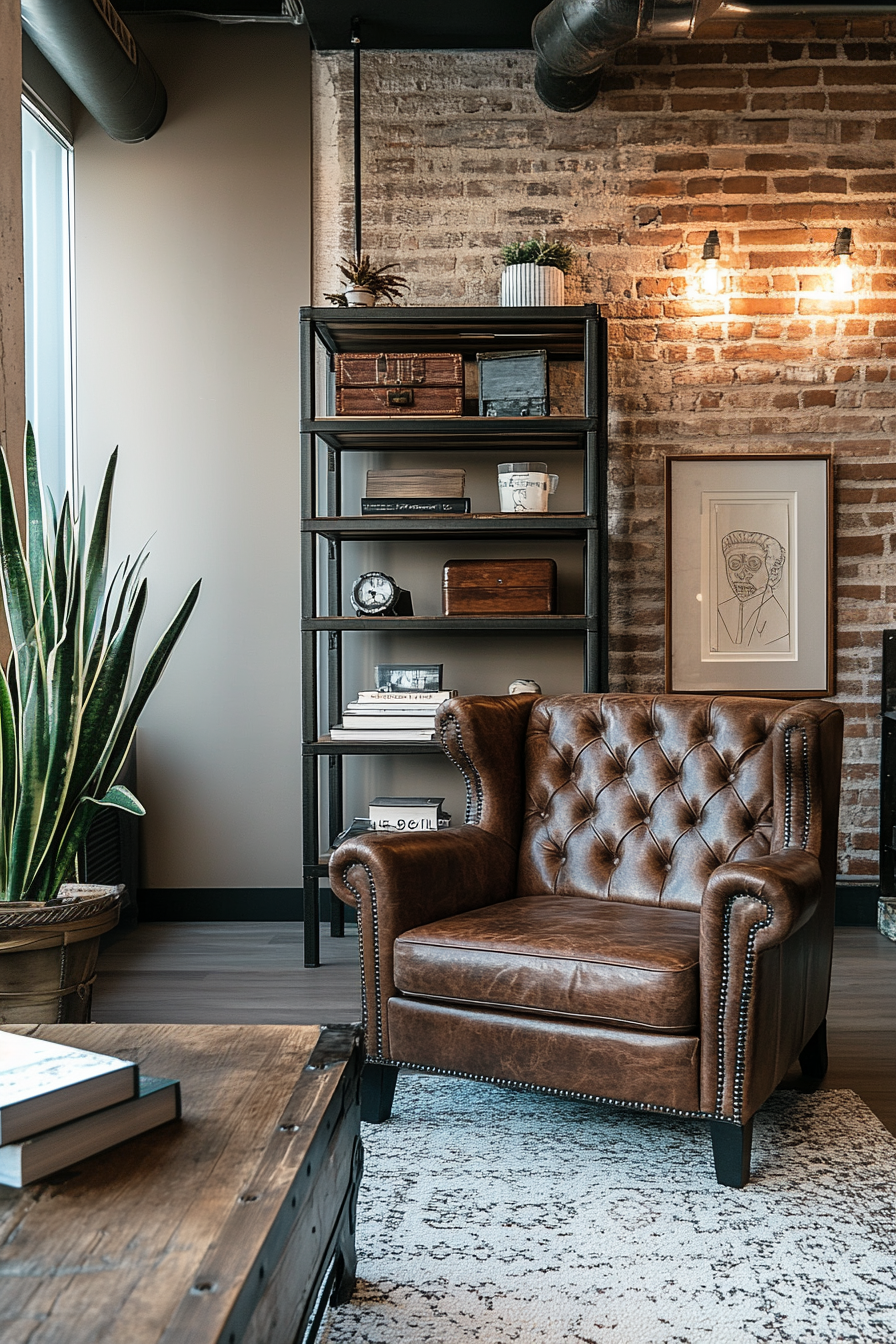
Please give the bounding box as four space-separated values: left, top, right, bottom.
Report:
328 727 436 741
0 1075 181 1187
356 690 455 703
342 714 435 730
369 796 450 831
0 1032 138 1144
345 702 439 715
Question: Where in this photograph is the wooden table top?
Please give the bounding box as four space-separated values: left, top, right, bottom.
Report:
0 1023 360 1344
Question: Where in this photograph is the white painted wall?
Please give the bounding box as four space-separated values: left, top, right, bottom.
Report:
74 20 310 888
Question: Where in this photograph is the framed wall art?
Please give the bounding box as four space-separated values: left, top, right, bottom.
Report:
665 454 834 696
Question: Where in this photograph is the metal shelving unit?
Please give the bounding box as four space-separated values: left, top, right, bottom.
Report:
300 305 608 966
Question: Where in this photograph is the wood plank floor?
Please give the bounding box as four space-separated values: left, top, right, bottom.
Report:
93 923 896 1135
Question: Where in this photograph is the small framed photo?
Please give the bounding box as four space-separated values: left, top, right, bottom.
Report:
665 454 833 696
374 663 443 692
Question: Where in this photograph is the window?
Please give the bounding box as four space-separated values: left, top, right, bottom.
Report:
21 100 74 505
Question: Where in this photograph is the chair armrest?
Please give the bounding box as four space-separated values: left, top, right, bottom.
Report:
700 848 827 1121
329 825 518 1062
436 693 538 849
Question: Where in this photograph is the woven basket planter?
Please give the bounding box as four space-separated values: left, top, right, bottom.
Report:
0 885 122 1024
499 263 565 307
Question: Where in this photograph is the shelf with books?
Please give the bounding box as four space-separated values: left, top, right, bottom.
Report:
299 304 608 967
302 514 594 541
302 417 598 452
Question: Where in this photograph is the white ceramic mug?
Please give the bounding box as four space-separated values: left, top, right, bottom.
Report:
497 461 559 513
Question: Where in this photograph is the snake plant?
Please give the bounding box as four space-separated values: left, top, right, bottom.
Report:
0 427 200 901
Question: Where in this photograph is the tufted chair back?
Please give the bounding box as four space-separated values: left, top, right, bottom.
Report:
517 694 791 911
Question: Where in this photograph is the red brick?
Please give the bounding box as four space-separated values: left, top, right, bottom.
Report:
674 69 744 89
654 153 708 172
748 67 820 88
829 91 896 111
824 66 896 86
722 176 767 194
744 154 815 172
686 178 722 196
852 173 896 193
729 297 796 315
671 94 748 112
629 178 682 196
773 174 848 194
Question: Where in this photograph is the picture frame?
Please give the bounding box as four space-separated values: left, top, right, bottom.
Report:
374 663 443 692
665 454 834 696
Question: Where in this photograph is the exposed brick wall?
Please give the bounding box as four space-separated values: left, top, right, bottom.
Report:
312 16 896 874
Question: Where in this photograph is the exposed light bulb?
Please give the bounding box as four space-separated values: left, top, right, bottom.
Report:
700 256 721 296
697 229 722 297
832 252 854 294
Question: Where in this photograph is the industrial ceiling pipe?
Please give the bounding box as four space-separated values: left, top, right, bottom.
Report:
21 0 167 142
532 0 896 112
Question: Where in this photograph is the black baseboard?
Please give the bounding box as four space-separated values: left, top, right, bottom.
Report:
138 883 875 929
138 888 357 924
834 880 880 927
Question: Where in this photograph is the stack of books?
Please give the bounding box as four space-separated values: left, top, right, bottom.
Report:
329 687 456 741
0 1031 181 1187
369 796 451 831
362 469 470 516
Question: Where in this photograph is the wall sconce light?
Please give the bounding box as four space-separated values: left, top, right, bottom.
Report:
698 230 722 296
832 227 854 294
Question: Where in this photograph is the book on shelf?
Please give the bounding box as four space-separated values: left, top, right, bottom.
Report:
366 468 465 498
328 726 436 742
0 1075 181 1187
0 1031 138 1145
356 689 455 704
361 497 471 515
342 714 436 730
369 797 450 831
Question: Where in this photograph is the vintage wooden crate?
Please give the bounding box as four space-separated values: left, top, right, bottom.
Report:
442 558 557 615
335 352 463 416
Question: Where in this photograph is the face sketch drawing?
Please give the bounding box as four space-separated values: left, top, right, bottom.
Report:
717 530 789 648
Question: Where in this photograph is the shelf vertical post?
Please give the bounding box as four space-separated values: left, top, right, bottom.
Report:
300 314 321 966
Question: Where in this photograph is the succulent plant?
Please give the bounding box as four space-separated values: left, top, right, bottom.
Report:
499 238 576 274
325 253 409 306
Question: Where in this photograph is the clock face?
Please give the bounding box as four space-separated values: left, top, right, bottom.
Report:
353 572 397 613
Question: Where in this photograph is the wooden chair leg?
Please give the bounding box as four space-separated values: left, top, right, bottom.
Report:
710 1118 754 1188
798 1017 828 1079
361 1062 399 1123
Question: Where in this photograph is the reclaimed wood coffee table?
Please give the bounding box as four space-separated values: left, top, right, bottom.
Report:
0 1023 363 1344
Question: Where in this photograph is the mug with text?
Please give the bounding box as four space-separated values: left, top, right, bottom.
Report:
497 461 559 513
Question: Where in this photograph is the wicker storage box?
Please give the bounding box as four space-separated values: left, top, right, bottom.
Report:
335 352 463 416
442 558 557 615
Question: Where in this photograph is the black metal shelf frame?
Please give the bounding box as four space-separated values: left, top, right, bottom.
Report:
299 305 608 966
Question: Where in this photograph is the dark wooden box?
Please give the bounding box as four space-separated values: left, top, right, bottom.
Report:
335 352 463 416
442 558 557 615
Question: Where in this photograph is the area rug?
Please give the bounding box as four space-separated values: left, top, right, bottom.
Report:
322 1075 896 1344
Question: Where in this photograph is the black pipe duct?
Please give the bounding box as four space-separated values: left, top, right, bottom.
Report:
21 0 167 142
532 0 894 112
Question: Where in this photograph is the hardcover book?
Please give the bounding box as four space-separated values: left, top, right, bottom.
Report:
0 1075 181 1187
0 1032 138 1144
361 498 471 515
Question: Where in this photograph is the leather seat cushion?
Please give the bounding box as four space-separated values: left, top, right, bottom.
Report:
393 895 701 1033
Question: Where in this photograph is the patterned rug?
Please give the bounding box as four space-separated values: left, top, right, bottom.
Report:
322 1075 896 1344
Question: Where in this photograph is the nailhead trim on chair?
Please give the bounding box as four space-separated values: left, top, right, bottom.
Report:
783 724 810 850
438 713 483 825
715 892 774 1122
363 1053 723 1123
341 863 379 1053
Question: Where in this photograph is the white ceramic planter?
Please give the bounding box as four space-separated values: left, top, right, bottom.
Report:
500 263 565 307
344 286 376 307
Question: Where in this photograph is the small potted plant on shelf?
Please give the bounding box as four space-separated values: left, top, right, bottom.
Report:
0 426 200 1023
325 253 409 308
499 236 576 307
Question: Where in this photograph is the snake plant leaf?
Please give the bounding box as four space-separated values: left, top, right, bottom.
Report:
0 438 40 696
7 655 51 897
0 668 16 893
97 785 145 816
98 578 201 795
83 451 116 654
24 425 47 621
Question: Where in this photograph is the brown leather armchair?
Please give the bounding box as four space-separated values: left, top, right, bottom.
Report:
330 693 843 1187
